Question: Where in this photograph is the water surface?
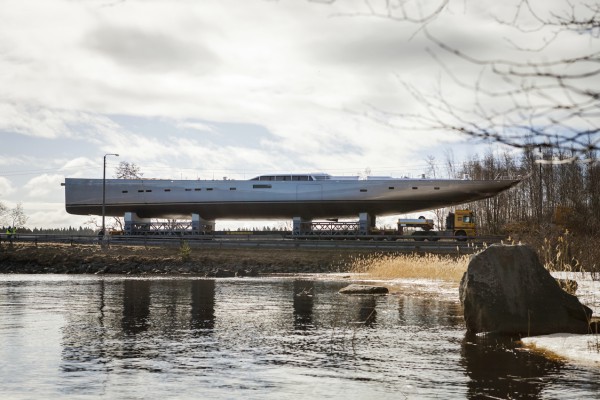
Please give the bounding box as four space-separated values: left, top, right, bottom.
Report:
1 275 599 399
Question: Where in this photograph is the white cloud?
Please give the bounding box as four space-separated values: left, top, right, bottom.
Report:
175 121 217 135
23 174 65 200
23 203 87 229
0 177 15 196
0 103 72 139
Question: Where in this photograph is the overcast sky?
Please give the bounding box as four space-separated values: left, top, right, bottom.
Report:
0 0 595 229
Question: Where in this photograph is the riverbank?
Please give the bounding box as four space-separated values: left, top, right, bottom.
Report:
0 242 371 275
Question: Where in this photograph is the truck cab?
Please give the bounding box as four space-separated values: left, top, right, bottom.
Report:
446 209 476 239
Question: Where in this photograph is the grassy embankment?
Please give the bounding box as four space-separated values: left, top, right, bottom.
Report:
350 231 600 282
350 253 470 282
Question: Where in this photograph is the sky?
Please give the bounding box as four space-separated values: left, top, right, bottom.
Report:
0 0 596 229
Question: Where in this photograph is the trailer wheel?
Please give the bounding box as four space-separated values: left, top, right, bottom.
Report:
455 230 467 242
411 231 426 241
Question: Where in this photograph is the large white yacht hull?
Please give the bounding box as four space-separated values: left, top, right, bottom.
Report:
64 177 520 220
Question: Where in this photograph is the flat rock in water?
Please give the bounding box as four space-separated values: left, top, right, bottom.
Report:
339 284 388 295
459 244 592 336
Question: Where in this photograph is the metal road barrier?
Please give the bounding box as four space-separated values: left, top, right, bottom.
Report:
1 232 506 254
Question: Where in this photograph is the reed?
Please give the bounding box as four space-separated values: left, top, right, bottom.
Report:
349 252 470 282
179 240 191 262
541 230 582 273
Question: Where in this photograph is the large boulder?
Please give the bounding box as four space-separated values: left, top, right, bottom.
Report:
459 244 592 336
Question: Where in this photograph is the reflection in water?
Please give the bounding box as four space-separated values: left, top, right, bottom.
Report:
1 277 599 399
348 294 381 327
293 280 314 330
122 280 151 335
190 279 215 332
397 296 463 329
461 333 564 399
355 295 377 327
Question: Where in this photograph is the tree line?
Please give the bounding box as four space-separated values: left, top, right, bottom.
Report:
0 226 96 235
455 149 600 236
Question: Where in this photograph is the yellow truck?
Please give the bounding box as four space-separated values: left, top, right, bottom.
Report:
397 209 477 241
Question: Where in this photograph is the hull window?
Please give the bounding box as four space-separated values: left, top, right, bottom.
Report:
253 184 272 189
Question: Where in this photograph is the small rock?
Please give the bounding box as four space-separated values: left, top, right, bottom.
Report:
339 284 389 295
235 269 246 277
210 268 235 278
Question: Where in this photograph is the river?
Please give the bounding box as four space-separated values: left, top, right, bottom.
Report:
0 275 598 399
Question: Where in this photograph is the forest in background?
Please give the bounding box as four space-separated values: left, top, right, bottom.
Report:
451 149 599 235
448 149 600 273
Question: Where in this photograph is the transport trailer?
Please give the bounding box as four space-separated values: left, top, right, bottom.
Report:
290 210 477 241
112 209 476 241
124 220 202 236
114 220 281 238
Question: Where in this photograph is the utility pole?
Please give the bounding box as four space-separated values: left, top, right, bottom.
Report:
102 153 119 246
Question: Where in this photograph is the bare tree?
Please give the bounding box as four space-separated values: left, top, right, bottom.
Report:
333 0 600 159
0 201 7 224
7 203 28 229
114 161 143 179
409 3 600 159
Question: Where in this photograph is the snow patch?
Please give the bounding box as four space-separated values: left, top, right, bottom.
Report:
522 334 600 366
521 272 600 365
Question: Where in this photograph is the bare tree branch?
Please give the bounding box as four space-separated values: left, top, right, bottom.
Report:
332 0 600 159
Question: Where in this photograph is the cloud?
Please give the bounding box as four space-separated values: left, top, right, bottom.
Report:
85 25 219 73
175 121 217 135
0 103 124 140
23 203 87 229
0 103 74 139
23 174 65 200
0 177 15 197
59 157 101 177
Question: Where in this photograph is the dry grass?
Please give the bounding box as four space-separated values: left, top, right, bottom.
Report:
349 252 470 282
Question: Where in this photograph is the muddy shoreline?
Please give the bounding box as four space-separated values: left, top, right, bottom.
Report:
0 243 368 275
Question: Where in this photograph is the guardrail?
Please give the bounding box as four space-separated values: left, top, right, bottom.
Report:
0 232 506 254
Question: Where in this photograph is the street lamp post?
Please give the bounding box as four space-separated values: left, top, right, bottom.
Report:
102 153 119 244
